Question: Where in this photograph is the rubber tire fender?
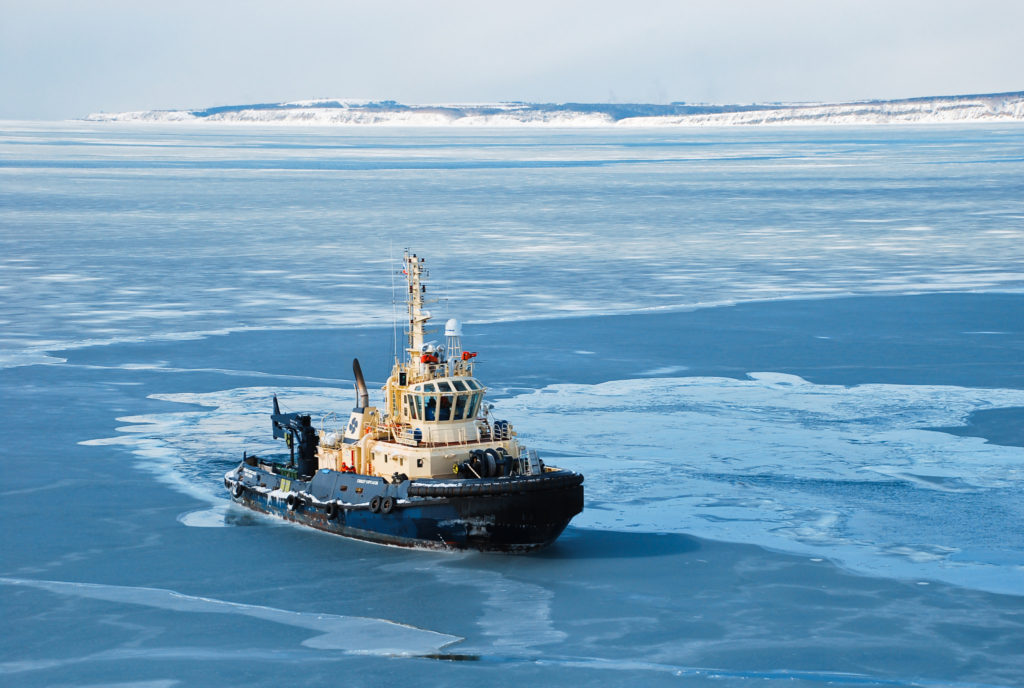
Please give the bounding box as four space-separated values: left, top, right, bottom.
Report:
369 496 382 513
325 501 339 520
483 450 497 478
484 448 502 477
469 450 485 477
381 496 395 514
231 482 244 499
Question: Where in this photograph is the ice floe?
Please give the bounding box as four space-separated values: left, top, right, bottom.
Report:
496 373 1024 594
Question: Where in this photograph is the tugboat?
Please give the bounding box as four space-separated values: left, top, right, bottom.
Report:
224 251 584 551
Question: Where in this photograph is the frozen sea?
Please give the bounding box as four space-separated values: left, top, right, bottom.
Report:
2 122 1024 687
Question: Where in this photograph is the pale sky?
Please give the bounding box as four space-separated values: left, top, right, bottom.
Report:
1 0 1021 120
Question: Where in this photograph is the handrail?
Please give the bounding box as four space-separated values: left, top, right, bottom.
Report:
319 412 341 437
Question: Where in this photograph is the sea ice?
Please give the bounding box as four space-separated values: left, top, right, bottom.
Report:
0 577 461 656
89 374 1024 595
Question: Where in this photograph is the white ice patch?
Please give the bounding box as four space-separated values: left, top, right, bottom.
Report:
81 387 357 504
495 373 1024 595
176 505 230 528
0 577 460 656
0 346 67 368
638 365 689 376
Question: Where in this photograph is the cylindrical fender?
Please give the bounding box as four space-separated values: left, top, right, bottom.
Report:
495 447 512 476
483 451 497 478
469 450 485 477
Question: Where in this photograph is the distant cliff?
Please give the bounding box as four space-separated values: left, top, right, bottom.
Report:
86 91 1024 126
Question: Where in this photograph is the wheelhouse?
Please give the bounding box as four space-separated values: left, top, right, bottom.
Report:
403 377 486 423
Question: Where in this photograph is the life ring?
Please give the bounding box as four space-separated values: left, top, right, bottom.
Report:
381 496 395 514
231 482 244 498
369 496 382 513
325 501 339 520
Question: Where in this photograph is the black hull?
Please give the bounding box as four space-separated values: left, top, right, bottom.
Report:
227 468 584 552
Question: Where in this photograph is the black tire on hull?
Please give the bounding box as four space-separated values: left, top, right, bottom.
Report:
483 451 497 478
469 450 485 477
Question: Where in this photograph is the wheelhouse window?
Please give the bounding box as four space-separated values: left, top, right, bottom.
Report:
404 394 420 420
439 394 453 421
453 393 469 420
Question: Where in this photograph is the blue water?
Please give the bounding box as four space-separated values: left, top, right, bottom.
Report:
2 122 1023 687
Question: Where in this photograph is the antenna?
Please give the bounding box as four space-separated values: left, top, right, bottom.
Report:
390 241 398 363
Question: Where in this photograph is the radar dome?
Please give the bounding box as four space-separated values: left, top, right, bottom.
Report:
445 318 463 337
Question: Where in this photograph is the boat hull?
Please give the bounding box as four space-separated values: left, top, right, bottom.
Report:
227 468 584 552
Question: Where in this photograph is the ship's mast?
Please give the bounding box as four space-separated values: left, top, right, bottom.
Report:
404 251 429 362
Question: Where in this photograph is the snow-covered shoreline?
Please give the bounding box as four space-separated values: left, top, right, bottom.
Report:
85 91 1024 127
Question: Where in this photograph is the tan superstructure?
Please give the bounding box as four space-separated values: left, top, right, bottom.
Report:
316 252 521 480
